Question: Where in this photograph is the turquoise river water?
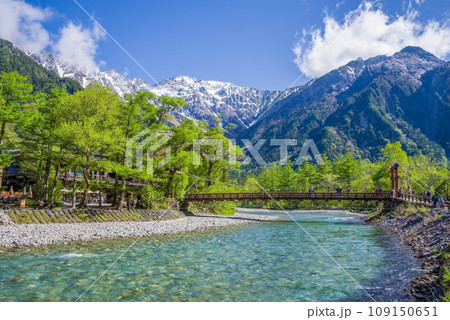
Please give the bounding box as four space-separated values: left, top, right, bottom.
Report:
0 211 421 301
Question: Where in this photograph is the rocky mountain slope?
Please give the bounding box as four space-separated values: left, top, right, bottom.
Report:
30 50 283 134
238 47 449 162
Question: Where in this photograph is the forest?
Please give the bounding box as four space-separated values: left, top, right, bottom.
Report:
1 71 449 213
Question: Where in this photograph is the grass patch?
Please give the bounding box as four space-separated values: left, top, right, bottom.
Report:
440 247 450 301
442 267 450 302
74 210 90 222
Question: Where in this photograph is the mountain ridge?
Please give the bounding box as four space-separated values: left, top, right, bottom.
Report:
29 50 284 134
2 37 448 162
238 46 449 162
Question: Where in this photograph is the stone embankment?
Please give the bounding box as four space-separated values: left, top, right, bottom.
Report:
4 208 181 224
366 205 450 301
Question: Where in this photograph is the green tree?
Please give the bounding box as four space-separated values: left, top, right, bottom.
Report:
57 84 122 208
0 72 33 171
333 153 361 189
297 161 322 191
18 89 69 201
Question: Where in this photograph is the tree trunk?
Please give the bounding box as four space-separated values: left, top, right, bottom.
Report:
166 172 174 198
79 169 91 208
50 161 61 201
0 120 7 147
112 174 119 206
208 162 213 186
98 173 102 208
35 157 44 200
42 156 52 201
71 168 78 209
0 120 6 188
117 178 126 210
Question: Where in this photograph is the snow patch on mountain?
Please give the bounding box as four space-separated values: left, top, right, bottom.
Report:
30 51 284 133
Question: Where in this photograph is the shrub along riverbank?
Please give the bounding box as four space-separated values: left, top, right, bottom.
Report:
365 201 450 301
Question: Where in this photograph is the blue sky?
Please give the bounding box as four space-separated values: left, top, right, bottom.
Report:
1 0 449 89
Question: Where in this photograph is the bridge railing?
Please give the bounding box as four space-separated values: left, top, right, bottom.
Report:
397 193 450 207
183 192 393 202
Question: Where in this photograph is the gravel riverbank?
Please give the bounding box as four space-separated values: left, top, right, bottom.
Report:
0 212 277 248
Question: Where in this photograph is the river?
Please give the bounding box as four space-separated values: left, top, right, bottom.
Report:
0 210 421 301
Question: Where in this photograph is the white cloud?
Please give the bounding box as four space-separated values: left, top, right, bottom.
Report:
294 2 450 78
0 0 52 53
53 22 105 72
336 1 345 9
0 0 105 71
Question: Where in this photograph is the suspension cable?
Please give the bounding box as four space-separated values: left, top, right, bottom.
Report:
398 165 449 202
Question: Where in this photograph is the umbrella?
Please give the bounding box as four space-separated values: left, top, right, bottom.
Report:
9 185 14 195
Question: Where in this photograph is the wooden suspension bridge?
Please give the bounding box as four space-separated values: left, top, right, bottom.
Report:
182 164 450 208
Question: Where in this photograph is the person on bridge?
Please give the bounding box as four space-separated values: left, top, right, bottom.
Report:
375 187 379 195
309 187 315 197
336 186 342 200
432 194 438 207
413 189 416 196
346 187 350 193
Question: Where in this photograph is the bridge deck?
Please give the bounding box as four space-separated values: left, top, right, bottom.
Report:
184 192 449 207
184 192 392 202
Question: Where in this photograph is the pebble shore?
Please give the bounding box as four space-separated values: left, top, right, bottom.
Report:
366 206 450 301
0 212 276 248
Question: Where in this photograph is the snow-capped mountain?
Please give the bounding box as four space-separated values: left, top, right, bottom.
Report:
11 42 448 162
30 51 285 134
31 51 149 96
149 76 281 132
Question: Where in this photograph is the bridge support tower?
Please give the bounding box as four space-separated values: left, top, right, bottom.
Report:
179 200 191 212
390 163 400 198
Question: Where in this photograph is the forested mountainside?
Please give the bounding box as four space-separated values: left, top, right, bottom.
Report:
0 39 82 94
238 47 449 163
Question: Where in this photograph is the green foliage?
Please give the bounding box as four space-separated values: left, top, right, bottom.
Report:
2 71 240 214
3 67 449 217
0 71 34 155
443 265 450 301
245 141 449 200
